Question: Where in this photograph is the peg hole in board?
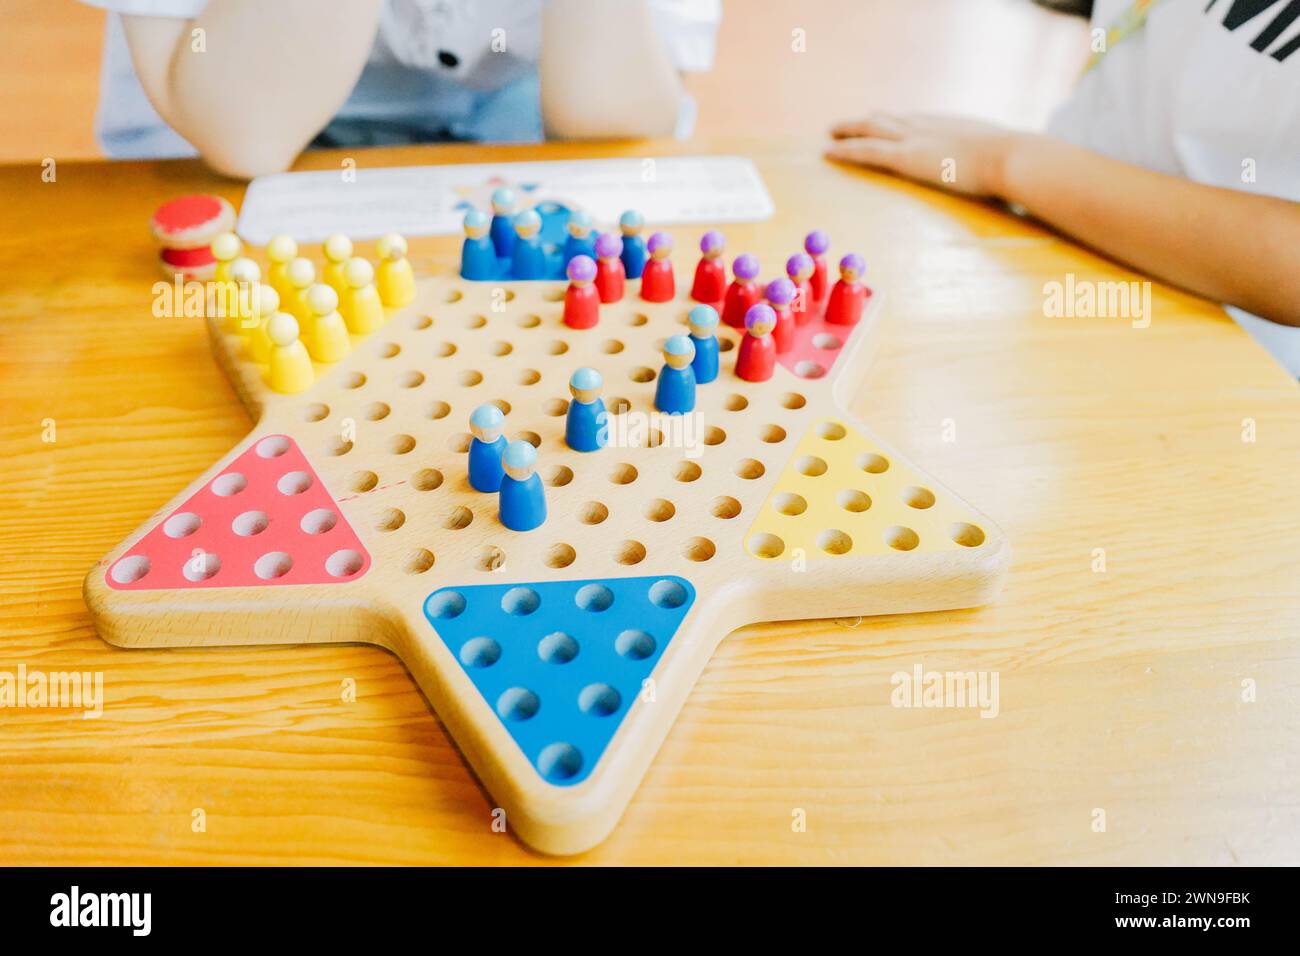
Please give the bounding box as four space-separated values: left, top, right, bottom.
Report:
349 470 378 493
747 532 785 559
110 555 151 584
475 545 506 572
818 421 847 441
644 499 675 522
183 552 222 582
858 452 889 474
796 455 827 478
299 509 336 534
445 507 473 531
817 529 852 555
234 510 270 536
545 543 576 569
683 536 716 562
325 549 364 577
648 579 687 609
885 526 920 551
254 551 293 580
609 463 638 485
256 436 291 458
163 512 202 538
616 540 647 565
412 468 444 491
407 549 435 573
460 636 500 668
674 461 702 482
711 496 741 519
903 486 936 510
838 490 871 513
774 492 807 516
538 743 582 782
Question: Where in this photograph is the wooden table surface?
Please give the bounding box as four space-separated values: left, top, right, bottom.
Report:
2 139 1298 866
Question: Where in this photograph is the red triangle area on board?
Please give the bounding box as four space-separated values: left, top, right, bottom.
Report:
773 287 874 382
105 435 370 590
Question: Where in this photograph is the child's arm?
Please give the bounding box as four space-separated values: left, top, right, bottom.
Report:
122 0 382 179
827 115 1300 327
540 0 684 139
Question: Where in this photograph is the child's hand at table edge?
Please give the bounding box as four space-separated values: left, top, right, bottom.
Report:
823 113 1300 328
826 113 1020 198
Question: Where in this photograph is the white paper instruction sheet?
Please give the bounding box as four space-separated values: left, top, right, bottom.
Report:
236 156 775 245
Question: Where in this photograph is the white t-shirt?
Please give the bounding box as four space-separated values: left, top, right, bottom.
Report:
84 0 720 157
1049 0 1300 375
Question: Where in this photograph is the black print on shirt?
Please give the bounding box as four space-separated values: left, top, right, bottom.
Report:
1207 0 1300 60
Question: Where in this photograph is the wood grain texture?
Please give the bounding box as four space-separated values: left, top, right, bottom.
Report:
0 0 105 163
2 139 1299 864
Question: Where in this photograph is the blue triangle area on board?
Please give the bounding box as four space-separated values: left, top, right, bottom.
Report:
423 576 696 786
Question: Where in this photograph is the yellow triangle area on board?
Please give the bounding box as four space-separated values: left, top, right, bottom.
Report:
744 417 989 561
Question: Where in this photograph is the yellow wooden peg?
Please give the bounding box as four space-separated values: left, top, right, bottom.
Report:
376 233 415 308
211 231 241 284
304 283 350 364
266 312 314 394
225 257 261 333
266 234 298 302
246 284 279 363
322 233 353 296
339 257 385 335
284 257 316 322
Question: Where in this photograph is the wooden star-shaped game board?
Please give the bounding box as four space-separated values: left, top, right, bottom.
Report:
85 249 1009 855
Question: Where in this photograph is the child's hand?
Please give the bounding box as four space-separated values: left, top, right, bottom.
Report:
826 114 1022 198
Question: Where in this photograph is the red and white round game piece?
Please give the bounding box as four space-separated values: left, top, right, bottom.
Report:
150 194 236 280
